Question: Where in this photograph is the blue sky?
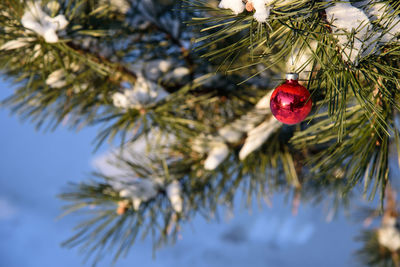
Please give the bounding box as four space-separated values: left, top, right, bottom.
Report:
0 80 362 267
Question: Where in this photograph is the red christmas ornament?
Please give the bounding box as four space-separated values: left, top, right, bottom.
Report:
270 73 312 125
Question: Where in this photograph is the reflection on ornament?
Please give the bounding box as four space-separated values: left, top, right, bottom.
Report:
270 73 312 125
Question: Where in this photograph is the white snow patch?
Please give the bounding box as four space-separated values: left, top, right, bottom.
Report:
218 0 245 15
119 179 159 210
218 125 244 144
46 69 67 88
377 226 400 252
255 90 274 109
363 1 400 41
239 116 281 160
204 142 230 170
112 75 169 109
249 0 274 23
166 180 183 213
21 1 68 43
325 2 381 64
0 38 35 50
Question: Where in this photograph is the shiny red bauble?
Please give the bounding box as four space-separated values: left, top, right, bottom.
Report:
270 74 312 125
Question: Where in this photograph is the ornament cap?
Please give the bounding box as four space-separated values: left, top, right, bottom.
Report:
285 73 299 81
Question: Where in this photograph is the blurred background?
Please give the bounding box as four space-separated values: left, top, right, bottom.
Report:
0 80 362 267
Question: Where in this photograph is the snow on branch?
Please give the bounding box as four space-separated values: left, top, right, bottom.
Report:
112 75 169 110
325 2 380 64
325 1 400 64
21 1 68 43
93 128 183 212
358 1 400 42
192 90 282 170
218 0 274 23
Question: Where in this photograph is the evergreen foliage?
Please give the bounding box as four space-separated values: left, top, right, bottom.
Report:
1 0 400 265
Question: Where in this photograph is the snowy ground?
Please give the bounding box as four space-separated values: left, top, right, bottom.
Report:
0 82 363 267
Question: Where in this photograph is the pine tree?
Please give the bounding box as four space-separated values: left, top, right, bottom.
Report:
1 0 400 265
